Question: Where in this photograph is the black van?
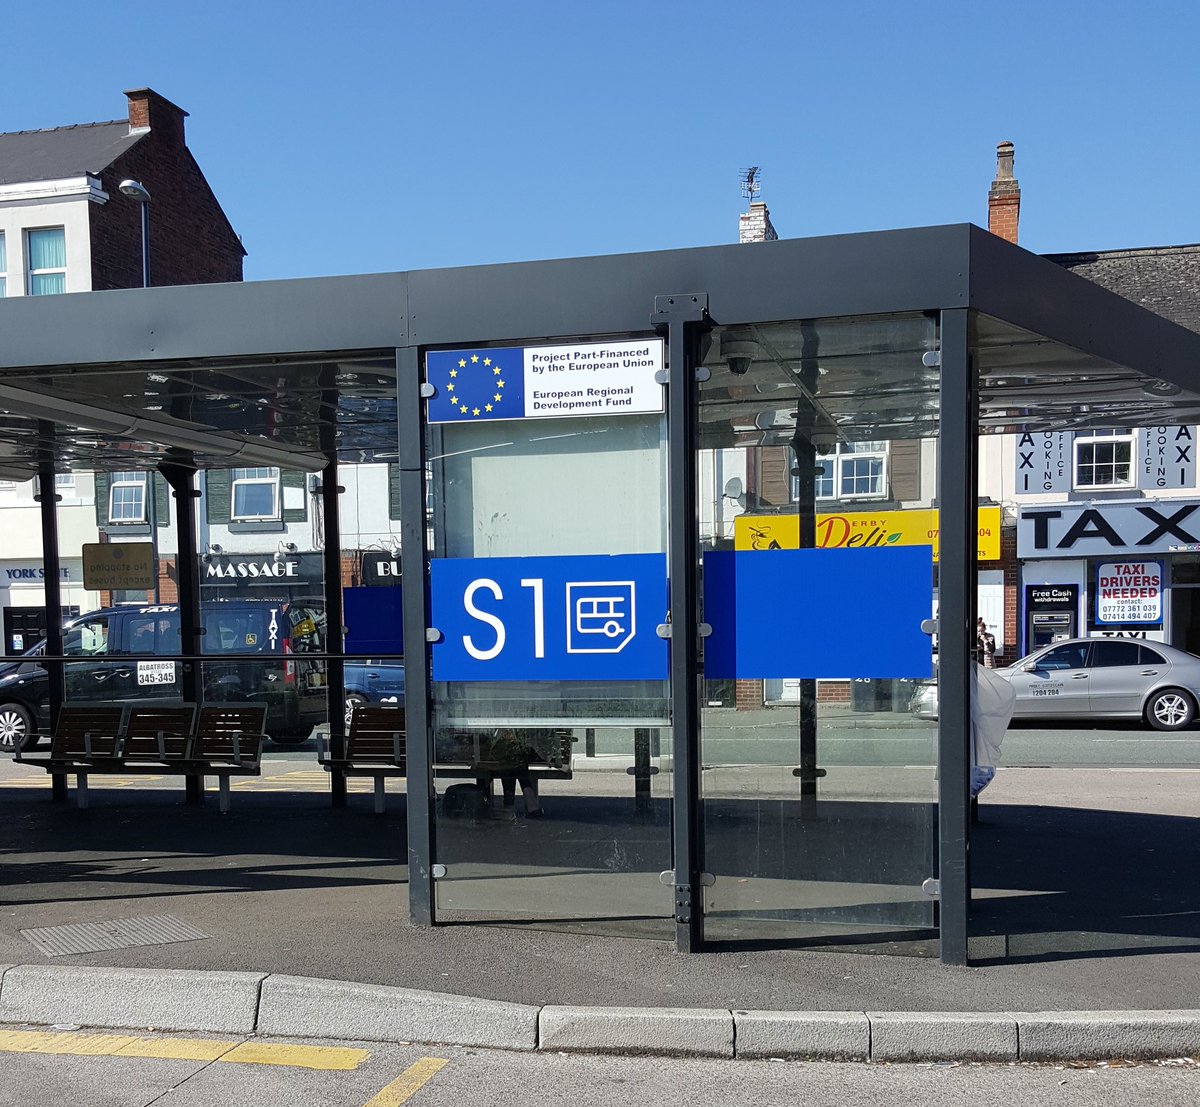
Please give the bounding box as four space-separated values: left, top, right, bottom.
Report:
0 602 327 753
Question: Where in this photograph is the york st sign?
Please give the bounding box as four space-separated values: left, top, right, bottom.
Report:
1018 501 1200 558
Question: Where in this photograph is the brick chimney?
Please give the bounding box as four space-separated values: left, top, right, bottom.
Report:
988 141 1020 244
739 201 778 244
125 87 188 145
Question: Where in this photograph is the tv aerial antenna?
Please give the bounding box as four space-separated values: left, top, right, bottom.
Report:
739 166 762 203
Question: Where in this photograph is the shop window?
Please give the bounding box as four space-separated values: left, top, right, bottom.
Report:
1074 429 1134 490
108 471 147 523
26 227 66 296
231 467 281 521
802 441 889 501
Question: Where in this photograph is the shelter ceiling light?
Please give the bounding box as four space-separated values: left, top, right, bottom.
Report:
0 382 327 472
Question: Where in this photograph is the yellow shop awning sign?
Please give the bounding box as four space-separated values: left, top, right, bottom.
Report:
734 507 1000 562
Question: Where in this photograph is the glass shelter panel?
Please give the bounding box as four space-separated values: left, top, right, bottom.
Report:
425 339 674 934
969 312 1200 962
696 314 940 949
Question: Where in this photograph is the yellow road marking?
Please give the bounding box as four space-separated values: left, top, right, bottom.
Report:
221 1040 370 1070
114 1036 236 1061
364 1057 450 1105
0 1029 368 1070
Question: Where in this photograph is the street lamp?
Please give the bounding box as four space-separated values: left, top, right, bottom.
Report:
118 179 157 601
117 179 151 288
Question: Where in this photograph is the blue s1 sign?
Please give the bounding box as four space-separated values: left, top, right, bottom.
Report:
430 553 668 681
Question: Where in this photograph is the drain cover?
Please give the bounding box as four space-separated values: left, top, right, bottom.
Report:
20 914 211 957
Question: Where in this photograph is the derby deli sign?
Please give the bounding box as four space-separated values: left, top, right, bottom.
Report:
1095 561 1163 625
734 507 1001 562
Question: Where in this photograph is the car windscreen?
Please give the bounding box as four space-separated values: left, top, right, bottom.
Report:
203 608 280 653
201 605 324 654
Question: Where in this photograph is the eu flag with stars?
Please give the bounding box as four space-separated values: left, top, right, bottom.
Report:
426 347 525 424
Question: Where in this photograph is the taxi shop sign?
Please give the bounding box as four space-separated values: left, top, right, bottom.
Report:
734 506 1001 562
426 340 664 423
82 542 154 590
1095 560 1163 625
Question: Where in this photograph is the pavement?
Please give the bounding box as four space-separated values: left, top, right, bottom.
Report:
1 745 1198 1063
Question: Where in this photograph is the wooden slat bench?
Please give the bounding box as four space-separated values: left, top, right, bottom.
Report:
189 704 267 813
318 703 406 813
15 702 264 811
17 704 198 808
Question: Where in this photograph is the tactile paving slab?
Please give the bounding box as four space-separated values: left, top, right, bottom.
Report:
19 914 211 957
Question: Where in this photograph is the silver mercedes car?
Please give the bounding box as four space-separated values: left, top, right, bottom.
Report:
909 637 1200 731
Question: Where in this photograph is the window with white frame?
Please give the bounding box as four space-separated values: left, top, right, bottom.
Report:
54 471 75 492
1074 428 1135 489
26 227 66 295
803 441 889 501
231 467 281 521
108 471 147 522
0 232 6 297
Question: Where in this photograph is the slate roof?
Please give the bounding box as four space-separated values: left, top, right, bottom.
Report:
1045 244 1200 335
0 120 144 186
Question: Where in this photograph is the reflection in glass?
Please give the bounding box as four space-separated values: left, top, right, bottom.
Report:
698 314 939 950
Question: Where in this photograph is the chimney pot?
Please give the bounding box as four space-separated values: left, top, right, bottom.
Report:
987 140 1020 244
125 87 189 144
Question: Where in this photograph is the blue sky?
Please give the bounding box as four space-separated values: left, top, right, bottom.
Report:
6 1 1198 281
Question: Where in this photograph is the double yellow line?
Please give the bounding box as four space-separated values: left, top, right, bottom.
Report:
0 1029 450 1104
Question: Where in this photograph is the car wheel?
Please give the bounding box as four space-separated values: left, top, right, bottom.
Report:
345 694 366 728
0 703 36 754
1145 687 1196 731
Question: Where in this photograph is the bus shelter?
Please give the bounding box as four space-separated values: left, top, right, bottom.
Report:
1 223 1199 965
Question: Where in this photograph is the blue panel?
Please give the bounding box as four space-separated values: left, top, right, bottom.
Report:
344 586 404 655
431 553 668 681
703 547 933 679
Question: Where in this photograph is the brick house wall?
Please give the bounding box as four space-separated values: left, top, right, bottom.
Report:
89 89 243 290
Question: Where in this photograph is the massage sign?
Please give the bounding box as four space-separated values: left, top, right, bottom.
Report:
1095 561 1163 625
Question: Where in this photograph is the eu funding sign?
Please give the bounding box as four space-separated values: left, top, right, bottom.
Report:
426 340 664 424
430 554 668 681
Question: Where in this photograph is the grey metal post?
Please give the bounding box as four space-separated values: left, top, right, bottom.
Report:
936 308 973 966
793 321 822 817
318 363 348 807
139 202 151 290
35 435 65 801
321 452 347 807
654 293 709 953
397 345 436 926
160 461 203 804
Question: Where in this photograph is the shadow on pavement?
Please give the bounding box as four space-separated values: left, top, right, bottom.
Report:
971 802 1200 963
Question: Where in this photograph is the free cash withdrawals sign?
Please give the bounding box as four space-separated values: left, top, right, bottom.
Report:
425 339 664 424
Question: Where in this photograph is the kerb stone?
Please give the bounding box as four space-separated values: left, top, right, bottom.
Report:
257 975 538 1050
0 965 264 1033
868 1012 1018 1061
1018 1011 1200 1060
539 1006 734 1057
734 1010 869 1059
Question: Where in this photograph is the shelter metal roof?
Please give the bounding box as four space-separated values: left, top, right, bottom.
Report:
0 224 1198 477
